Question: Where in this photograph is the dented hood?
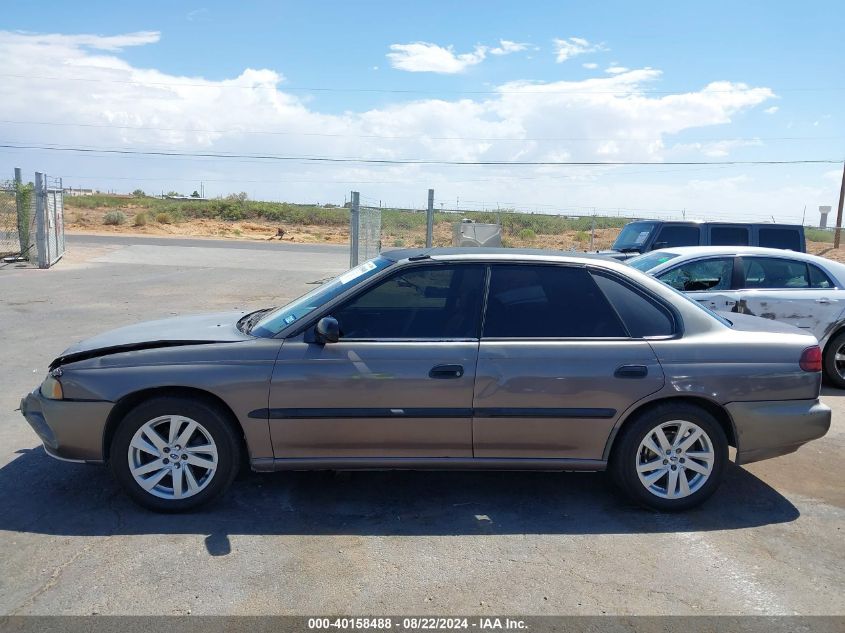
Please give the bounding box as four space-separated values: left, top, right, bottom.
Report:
52 310 251 368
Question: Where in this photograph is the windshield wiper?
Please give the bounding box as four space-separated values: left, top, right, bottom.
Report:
618 247 642 253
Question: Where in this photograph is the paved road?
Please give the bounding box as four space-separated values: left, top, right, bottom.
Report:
0 234 842 616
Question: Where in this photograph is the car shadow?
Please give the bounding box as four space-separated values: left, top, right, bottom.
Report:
1 446 799 555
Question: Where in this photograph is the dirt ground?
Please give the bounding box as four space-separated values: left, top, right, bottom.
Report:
65 205 842 261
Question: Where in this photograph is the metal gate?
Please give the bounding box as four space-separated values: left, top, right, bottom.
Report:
35 172 66 268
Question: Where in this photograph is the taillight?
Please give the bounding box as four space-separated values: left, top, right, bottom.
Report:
799 346 822 372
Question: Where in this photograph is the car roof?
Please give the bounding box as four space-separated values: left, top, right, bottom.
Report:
641 246 845 281
644 245 816 259
381 247 617 264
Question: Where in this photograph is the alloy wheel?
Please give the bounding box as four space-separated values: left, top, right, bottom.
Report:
635 419 714 500
127 415 218 500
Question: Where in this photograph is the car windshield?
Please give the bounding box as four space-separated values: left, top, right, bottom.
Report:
250 256 394 337
612 222 658 251
627 251 681 272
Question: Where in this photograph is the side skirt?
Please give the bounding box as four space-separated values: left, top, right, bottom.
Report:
250 457 607 472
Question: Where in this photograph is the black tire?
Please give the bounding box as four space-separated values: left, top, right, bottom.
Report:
609 402 728 511
823 331 845 389
109 396 241 512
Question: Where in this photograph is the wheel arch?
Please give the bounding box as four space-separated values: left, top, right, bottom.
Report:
603 395 737 461
102 386 247 463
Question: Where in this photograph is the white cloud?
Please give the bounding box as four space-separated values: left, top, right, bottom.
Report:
387 42 487 74
605 66 629 74
552 37 605 62
764 106 779 114
4 30 160 51
489 40 529 55
1 30 806 220
582 62 598 69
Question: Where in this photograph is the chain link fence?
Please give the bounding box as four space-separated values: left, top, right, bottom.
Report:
0 170 64 267
1 173 37 261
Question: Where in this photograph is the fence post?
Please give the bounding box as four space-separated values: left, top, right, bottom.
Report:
14 167 26 255
426 188 434 248
34 172 49 268
350 191 360 267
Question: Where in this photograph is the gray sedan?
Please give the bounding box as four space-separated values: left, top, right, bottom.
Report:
21 248 830 512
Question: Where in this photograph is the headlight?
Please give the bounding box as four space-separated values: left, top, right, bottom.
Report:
40 375 64 400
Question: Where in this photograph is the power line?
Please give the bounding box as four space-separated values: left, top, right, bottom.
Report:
1 73 842 95
1 142 839 166
1 119 839 143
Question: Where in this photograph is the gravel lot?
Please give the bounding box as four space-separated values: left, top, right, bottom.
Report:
1 234 843 616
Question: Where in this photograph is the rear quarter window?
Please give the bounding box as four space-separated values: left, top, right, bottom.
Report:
758 228 802 251
591 271 676 337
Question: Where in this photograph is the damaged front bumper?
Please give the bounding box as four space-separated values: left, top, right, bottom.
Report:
20 387 113 463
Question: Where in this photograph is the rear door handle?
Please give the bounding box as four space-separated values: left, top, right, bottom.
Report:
816 298 831 304
429 364 464 379
614 364 648 379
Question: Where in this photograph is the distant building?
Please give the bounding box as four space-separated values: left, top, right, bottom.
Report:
63 187 99 196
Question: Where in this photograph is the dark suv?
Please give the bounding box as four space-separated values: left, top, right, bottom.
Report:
601 221 806 260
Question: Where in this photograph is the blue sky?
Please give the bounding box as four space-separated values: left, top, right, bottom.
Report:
1 0 843 220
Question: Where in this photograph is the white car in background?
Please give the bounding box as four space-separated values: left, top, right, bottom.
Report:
628 246 845 387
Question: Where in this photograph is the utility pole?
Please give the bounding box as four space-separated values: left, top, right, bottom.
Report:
835 161 845 249
425 189 434 248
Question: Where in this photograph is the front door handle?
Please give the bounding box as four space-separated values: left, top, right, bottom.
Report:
429 364 464 379
614 364 648 379
816 298 831 304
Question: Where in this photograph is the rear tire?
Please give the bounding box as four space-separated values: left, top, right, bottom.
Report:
610 403 728 511
109 396 241 512
822 332 845 389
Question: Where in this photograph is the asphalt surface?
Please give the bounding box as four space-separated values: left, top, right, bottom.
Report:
0 234 843 616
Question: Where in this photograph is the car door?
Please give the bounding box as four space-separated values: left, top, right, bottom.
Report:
653 256 740 312
736 256 844 339
268 263 486 459
472 264 667 460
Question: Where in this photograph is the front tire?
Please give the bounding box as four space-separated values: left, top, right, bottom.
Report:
109 396 241 512
610 403 728 511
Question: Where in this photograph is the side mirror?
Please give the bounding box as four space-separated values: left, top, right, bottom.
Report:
315 316 340 344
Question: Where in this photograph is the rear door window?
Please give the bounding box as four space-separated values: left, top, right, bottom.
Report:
656 258 734 292
654 225 701 248
741 258 809 289
710 226 750 246
483 265 626 338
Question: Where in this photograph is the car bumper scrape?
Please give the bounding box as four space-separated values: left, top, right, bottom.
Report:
20 387 113 462
728 398 831 465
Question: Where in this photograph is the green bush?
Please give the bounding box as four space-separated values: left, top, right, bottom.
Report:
392 238 406 247
805 228 834 243
156 212 171 224
133 212 147 227
103 211 126 225
518 228 536 240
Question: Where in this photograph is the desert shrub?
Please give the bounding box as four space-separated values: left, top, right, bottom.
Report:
392 238 406 247
518 228 536 240
156 212 171 224
133 212 147 227
103 211 126 225
132 189 145 197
